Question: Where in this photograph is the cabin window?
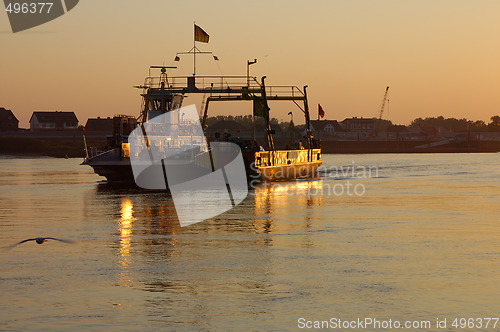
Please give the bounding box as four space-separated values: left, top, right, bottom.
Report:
121 143 130 158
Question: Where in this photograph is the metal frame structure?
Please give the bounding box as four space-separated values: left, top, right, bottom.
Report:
136 70 314 155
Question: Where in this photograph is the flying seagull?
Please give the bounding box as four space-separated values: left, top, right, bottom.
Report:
5 237 75 250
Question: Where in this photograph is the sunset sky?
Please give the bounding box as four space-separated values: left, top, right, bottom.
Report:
2 0 500 127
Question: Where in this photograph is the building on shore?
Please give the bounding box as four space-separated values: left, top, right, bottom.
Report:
310 120 342 137
29 111 79 131
85 117 113 132
0 107 19 131
341 117 376 133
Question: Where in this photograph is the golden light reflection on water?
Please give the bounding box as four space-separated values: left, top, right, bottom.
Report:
117 198 135 286
253 180 323 233
254 180 323 208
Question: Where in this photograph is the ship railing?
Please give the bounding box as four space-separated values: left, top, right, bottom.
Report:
144 75 261 90
264 85 305 100
254 149 321 167
87 146 111 159
142 76 306 99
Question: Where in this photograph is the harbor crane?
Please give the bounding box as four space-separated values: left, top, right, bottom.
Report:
378 86 389 119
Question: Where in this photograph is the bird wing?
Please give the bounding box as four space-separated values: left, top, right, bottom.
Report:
45 237 75 244
17 238 37 244
1 238 36 250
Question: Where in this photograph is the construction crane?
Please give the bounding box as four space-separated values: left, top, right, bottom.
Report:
378 86 389 119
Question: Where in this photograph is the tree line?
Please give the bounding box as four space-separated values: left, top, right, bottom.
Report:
205 115 500 132
205 115 284 130
410 116 500 132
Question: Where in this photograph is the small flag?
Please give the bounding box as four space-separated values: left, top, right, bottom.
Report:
174 56 180 61
318 104 325 118
253 96 269 119
194 24 209 43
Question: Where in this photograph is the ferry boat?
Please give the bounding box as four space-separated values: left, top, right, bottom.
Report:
83 49 322 184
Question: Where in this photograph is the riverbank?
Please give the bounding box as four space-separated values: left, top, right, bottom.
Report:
320 138 500 154
2 131 500 157
0 131 106 158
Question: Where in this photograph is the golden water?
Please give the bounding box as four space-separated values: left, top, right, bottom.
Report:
0 154 499 330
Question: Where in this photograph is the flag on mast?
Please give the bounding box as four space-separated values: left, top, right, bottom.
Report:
194 24 209 43
253 96 269 119
318 104 325 118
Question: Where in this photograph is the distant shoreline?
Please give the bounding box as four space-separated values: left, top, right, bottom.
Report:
319 138 500 154
1 131 500 158
0 131 105 158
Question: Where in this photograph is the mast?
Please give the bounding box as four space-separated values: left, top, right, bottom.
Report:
260 76 275 152
248 59 257 141
176 24 211 79
303 85 313 152
193 23 196 76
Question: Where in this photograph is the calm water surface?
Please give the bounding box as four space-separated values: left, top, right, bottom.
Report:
0 154 499 331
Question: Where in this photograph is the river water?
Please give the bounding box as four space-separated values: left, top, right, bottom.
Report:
0 153 499 331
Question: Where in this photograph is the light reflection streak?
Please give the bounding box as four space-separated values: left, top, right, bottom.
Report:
117 198 135 286
253 180 323 233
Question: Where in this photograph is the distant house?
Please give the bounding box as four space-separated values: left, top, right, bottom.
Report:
85 117 113 132
0 107 19 131
341 117 376 132
30 111 79 131
310 120 342 137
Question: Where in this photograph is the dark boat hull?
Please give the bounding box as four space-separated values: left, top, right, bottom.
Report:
87 163 135 183
84 148 323 185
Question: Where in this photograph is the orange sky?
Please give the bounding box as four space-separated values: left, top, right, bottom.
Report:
2 0 500 127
